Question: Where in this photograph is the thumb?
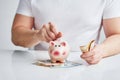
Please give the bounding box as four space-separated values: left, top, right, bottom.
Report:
56 32 62 38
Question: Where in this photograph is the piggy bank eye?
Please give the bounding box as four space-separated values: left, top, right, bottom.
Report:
55 45 57 47
58 45 61 47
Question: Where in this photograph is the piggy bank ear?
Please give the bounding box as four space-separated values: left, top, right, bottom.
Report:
61 42 66 47
49 41 54 46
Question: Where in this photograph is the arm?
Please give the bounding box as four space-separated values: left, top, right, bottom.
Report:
12 14 62 48
102 17 120 57
81 17 120 64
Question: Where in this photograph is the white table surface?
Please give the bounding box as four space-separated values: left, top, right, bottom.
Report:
0 50 120 80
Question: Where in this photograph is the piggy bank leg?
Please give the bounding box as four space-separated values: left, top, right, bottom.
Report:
59 59 66 63
51 58 57 63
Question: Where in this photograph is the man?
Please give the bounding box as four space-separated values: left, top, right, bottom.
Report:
12 0 120 64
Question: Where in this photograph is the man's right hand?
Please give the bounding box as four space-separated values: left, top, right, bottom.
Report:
36 22 62 42
12 14 62 47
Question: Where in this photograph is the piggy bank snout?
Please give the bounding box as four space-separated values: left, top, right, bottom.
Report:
53 51 60 56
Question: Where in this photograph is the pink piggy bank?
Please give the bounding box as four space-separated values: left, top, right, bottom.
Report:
48 39 70 63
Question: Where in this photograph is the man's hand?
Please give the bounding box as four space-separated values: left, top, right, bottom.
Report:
36 22 62 42
81 44 105 64
81 17 120 65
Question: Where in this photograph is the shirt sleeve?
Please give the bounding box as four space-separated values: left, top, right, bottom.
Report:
16 0 33 17
103 0 120 19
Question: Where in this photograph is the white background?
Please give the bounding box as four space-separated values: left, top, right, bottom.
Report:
0 0 105 50
0 0 27 50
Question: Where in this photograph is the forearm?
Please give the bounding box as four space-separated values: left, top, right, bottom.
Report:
12 27 41 48
101 34 120 58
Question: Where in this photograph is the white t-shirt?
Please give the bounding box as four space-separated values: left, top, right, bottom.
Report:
16 0 120 51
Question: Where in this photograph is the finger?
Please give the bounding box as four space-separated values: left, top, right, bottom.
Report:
81 51 94 58
81 55 94 61
56 32 62 38
49 22 58 36
87 58 100 64
45 24 56 40
43 25 53 42
44 35 52 42
85 55 101 64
